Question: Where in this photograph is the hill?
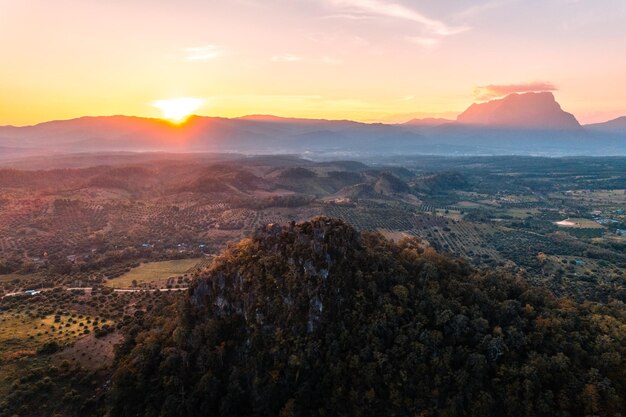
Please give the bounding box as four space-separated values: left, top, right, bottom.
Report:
5 95 626 157
585 116 626 133
373 172 411 195
413 171 468 193
457 92 582 130
109 218 625 417
403 117 453 126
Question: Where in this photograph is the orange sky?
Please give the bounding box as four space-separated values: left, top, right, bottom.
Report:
1 0 626 126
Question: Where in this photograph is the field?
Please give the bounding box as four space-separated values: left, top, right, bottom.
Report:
2 154 626 414
0 271 44 285
55 331 123 370
554 217 605 229
104 258 203 288
0 311 109 361
503 207 541 219
552 189 626 205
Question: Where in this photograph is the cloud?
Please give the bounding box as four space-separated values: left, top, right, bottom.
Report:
473 82 558 101
328 0 469 35
406 36 439 47
455 0 518 19
271 54 303 62
183 45 222 61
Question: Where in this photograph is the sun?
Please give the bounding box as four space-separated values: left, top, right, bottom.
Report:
152 97 205 123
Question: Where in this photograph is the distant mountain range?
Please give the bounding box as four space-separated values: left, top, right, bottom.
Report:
1 92 625 159
585 116 626 133
403 117 453 127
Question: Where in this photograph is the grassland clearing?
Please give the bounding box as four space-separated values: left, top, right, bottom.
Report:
55 331 123 370
503 208 541 219
0 312 104 361
104 258 202 288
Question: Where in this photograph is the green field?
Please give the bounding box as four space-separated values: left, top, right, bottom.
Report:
503 208 540 219
104 258 202 288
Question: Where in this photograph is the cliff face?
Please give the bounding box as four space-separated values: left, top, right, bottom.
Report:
110 218 626 417
457 92 582 130
189 218 360 334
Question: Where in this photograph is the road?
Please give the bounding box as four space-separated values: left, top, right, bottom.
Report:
2 286 189 298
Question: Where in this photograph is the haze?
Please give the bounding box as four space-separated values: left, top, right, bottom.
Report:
2 2 626 415
2 0 626 126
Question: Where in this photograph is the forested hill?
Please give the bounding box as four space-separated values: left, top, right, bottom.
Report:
110 218 625 417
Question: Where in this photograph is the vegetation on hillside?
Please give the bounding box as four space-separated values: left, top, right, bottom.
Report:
109 218 626 417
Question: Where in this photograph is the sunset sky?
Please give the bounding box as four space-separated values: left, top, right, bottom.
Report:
1 0 626 125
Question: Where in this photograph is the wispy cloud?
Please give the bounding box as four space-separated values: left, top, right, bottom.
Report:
473 82 558 101
406 36 440 48
455 0 518 19
271 54 303 62
328 0 469 36
183 45 223 61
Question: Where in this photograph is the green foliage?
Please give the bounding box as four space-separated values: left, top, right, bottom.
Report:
109 218 626 417
36 341 60 355
0 361 106 417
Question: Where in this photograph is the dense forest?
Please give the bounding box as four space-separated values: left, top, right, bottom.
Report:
109 218 625 417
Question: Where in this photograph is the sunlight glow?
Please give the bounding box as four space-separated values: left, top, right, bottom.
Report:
152 98 205 123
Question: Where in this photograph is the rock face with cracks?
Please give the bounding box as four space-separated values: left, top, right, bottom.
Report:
109 218 626 417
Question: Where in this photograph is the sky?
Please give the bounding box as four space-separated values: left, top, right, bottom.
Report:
1 0 626 125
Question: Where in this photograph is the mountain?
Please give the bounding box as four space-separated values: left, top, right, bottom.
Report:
402 117 453 126
457 92 582 130
109 218 626 417
3 94 626 158
585 116 626 133
0 115 415 156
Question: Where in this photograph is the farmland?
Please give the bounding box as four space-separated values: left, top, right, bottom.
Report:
554 217 605 229
2 154 626 301
104 258 203 288
1 153 626 414
0 310 114 360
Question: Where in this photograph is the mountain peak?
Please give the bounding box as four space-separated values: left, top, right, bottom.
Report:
457 92 581 130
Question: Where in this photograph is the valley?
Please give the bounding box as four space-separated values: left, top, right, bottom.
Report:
0 153 625 415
